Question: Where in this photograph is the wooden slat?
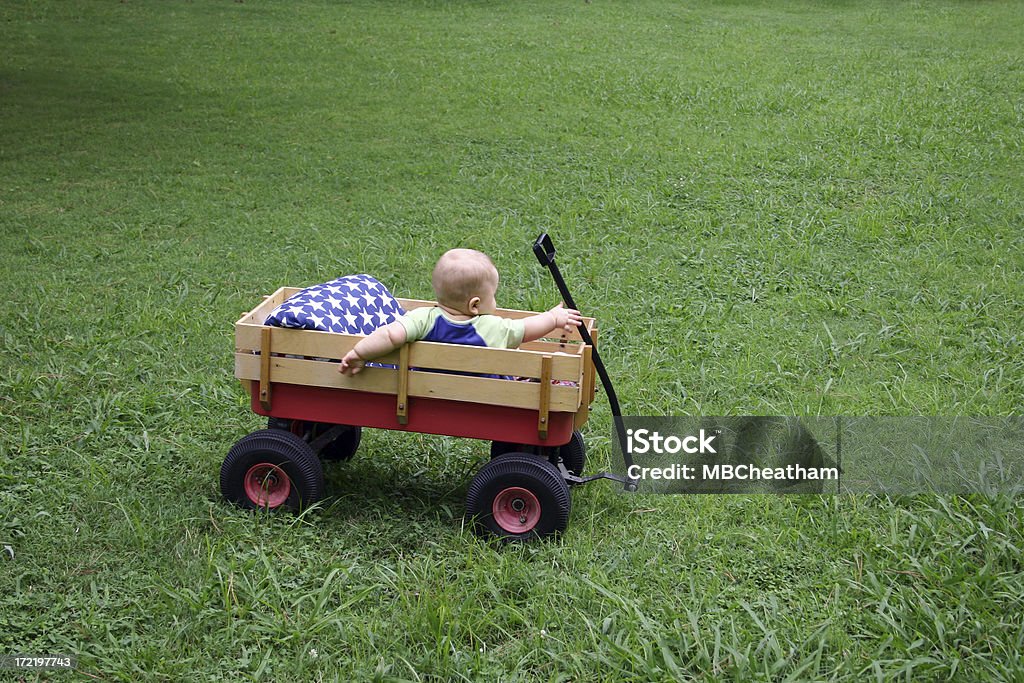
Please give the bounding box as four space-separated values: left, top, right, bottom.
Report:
412 371 578 412
520 339 584 354
235 354 581 412
575 344 594 429
235 287 292 327
407 343 580 381
236 324 361 360
259 327 273 410
538 355 552 439
237 352 397 393
235 326 583 381
396 345 410 425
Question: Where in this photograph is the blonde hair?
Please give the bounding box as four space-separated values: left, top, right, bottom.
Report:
432 249 498 309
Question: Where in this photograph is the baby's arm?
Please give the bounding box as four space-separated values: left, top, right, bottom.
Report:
521 304 582 343
339 321 408 375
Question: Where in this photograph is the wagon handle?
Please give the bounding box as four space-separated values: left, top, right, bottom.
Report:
532 233 584 321
532 233 557 267
532 233 637 490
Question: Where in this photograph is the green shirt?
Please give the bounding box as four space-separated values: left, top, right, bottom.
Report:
398 306 526 349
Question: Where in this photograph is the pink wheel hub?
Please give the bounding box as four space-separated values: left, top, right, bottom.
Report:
244 463 291 508
492 486 541 533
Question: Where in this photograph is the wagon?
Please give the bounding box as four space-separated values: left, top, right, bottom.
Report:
224 292 601 540
222 234 636 540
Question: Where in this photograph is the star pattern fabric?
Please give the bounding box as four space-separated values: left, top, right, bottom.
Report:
264 274 405 334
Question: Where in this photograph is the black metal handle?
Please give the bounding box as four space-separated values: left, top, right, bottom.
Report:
531 233 636 488
532 232 580 313
533 233 556 267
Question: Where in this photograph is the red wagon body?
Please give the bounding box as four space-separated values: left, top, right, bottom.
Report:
235 289 597 445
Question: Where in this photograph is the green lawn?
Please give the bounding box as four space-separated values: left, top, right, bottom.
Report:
2 0 1022 680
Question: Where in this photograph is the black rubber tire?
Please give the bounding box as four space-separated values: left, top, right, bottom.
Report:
221 429 324 511
560 431 586 477
465 453 571 541
489 440 522 459
267 418 360 461
319 425 361 462
267 417 298 434
489 430 585 476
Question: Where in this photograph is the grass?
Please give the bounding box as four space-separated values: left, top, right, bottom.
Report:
1 0 1022 679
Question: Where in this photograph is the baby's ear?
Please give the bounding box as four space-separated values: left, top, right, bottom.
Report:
467 296 481 314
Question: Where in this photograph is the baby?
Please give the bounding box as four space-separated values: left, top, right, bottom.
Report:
339 248 582 375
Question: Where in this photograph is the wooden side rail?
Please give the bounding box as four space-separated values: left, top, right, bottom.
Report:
397 345 410 424
259 327 273 411
538 355 552 439
236 326 584 383
236 354 581 413
236 289 600 438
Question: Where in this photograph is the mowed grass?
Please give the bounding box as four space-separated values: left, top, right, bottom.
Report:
2 0 1022 680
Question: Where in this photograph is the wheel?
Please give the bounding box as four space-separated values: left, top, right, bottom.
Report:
489 440 522 459
267 416 301 434
267 418 361 461
560 431 586 477
489 430 586 476
465 453 571 541
319 425 361 461
221 429 324 511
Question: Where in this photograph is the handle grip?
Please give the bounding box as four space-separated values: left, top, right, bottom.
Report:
533 233 556 267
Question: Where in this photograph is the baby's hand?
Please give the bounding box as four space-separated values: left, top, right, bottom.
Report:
550 304 583 332
339 349 365 376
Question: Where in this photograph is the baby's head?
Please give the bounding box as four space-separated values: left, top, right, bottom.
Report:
432 248 499 316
